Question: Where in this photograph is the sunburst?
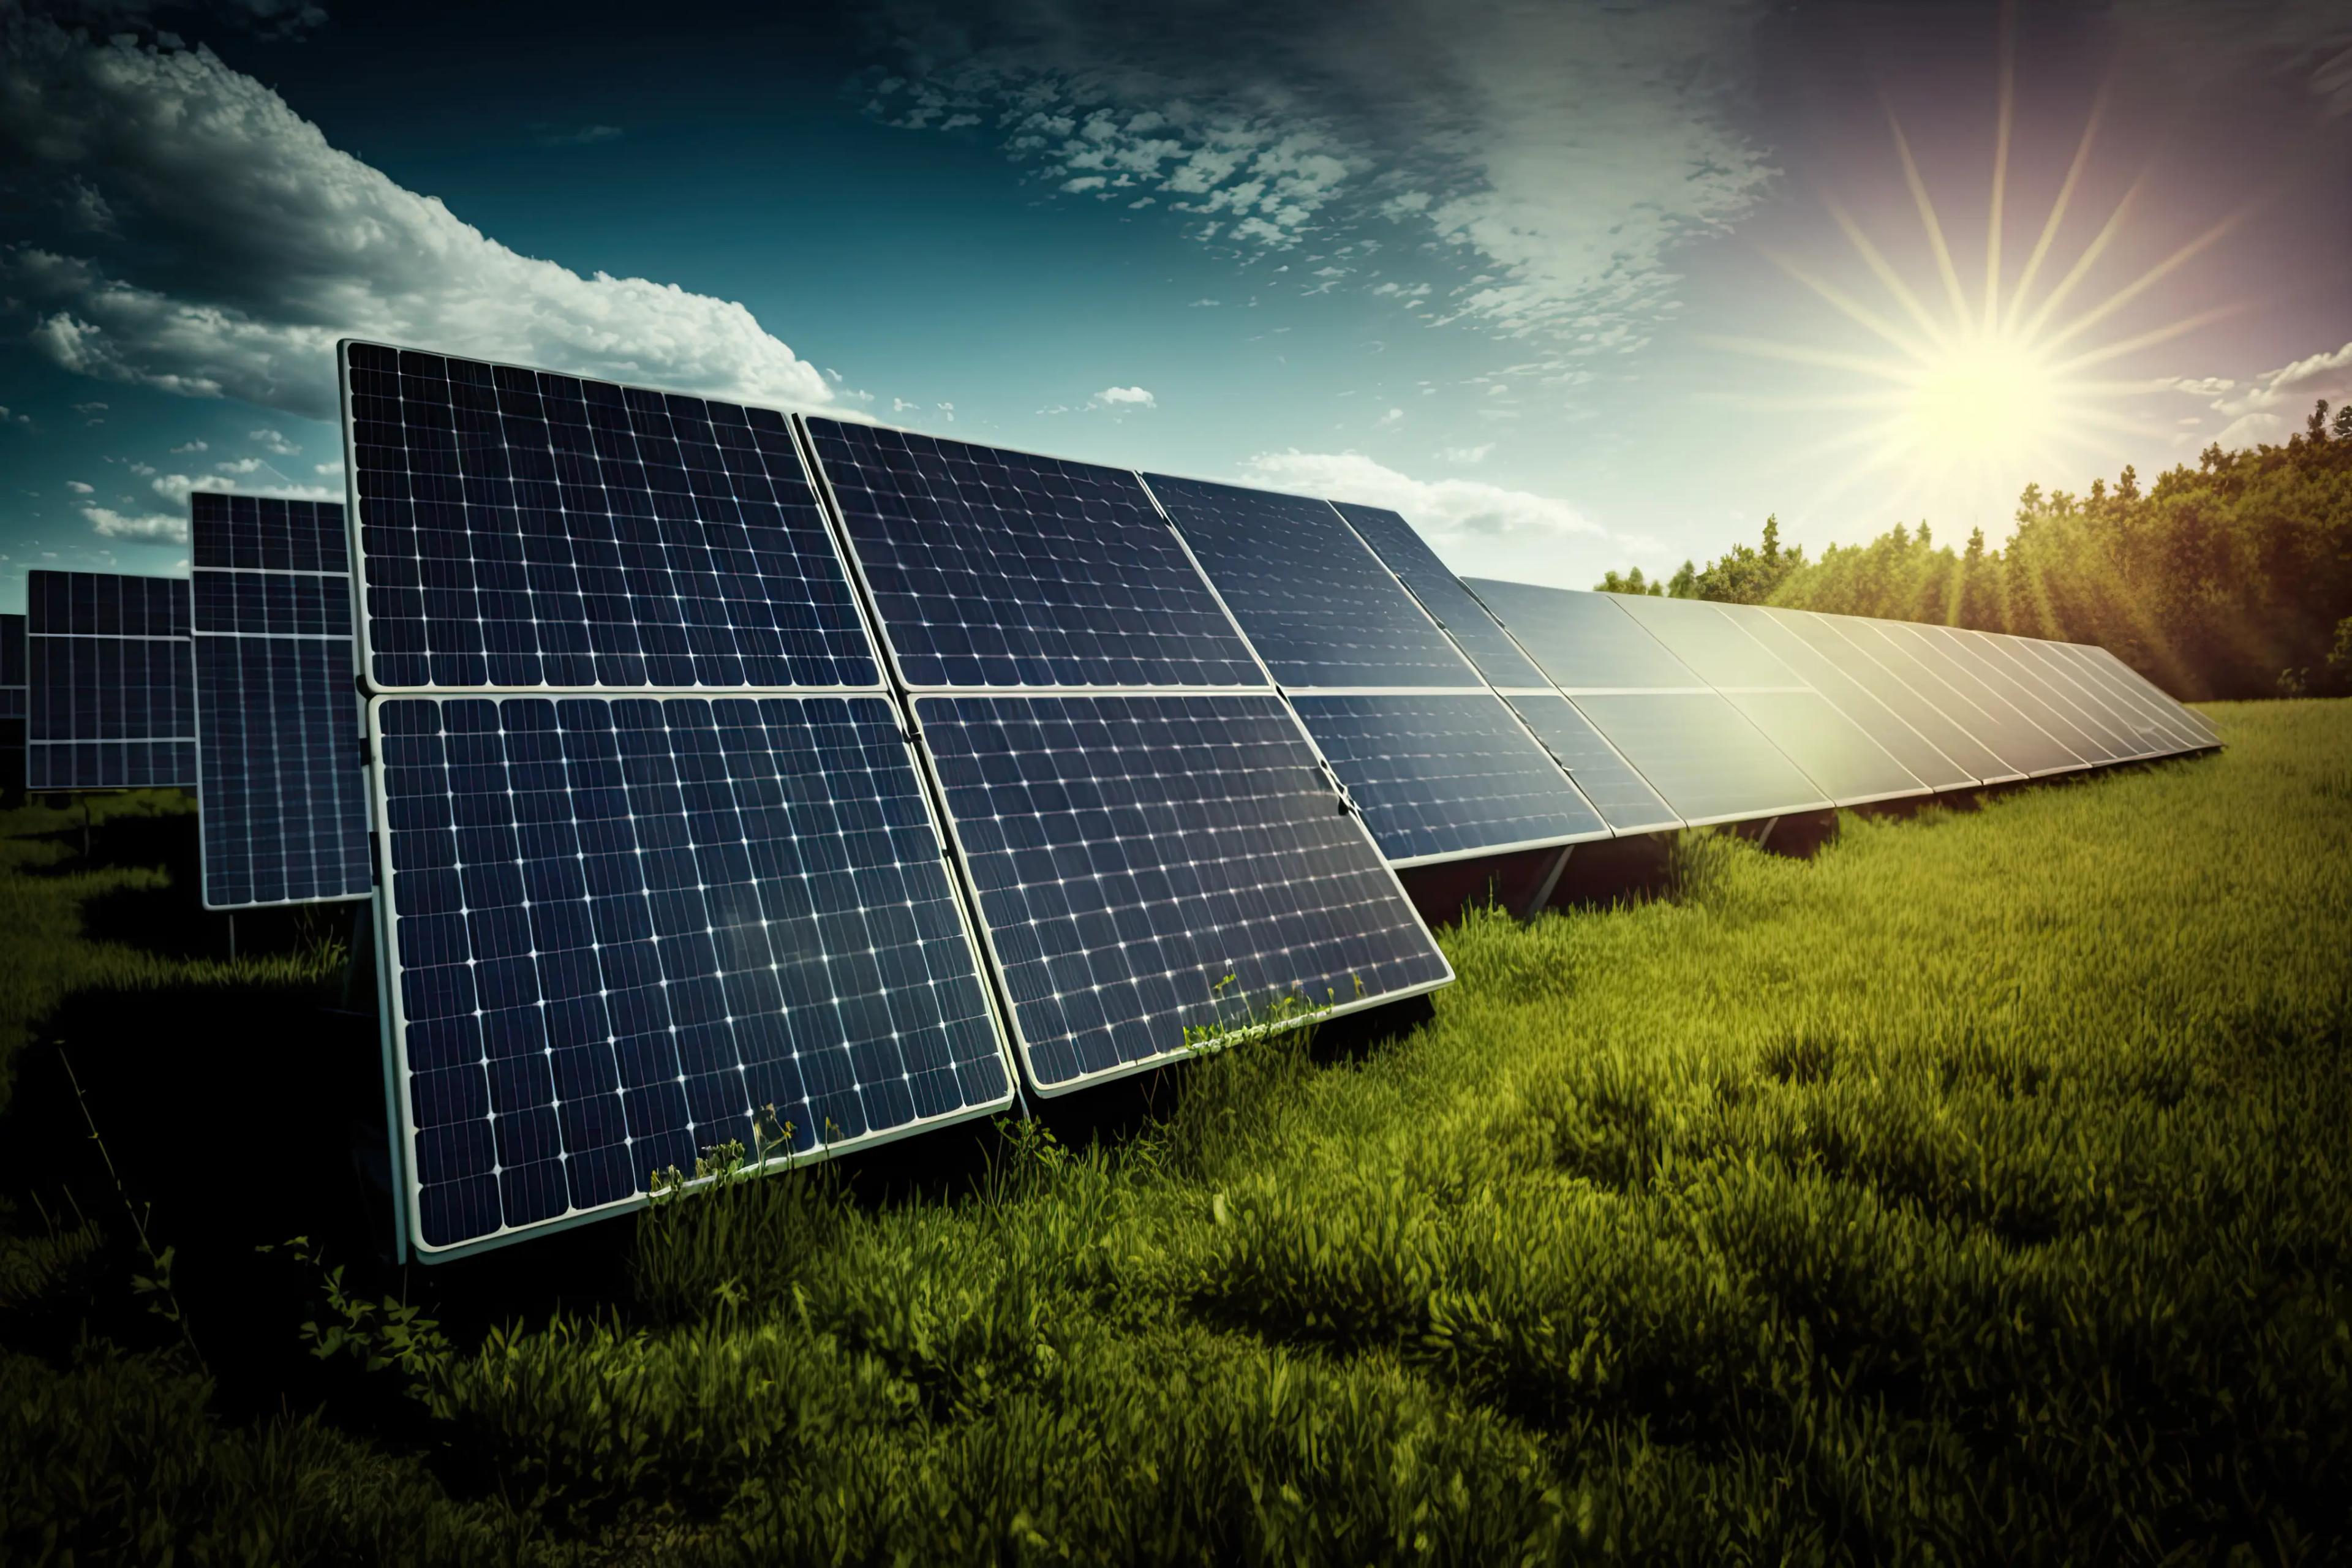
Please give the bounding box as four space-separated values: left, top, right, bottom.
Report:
1707 6 2247 535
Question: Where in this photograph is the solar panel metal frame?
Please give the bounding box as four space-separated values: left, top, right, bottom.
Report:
794 420 1453 1096
1136 472 1613 867
1323 507 1684 837
190 491 375 912
24 570 197 791
338 341 1021 1263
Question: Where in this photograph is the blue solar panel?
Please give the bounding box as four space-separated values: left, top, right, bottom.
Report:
1289 693 1607 863
1502 693 1681 834
341 341 877 692
26 570 195 790
1142 477 1477 688
1 612 24 720
1465 579 1701 692
804 420 1260 688
1328 504 1551 689
374 693 1011 1254
192 492 373 910
914 693 1451 1091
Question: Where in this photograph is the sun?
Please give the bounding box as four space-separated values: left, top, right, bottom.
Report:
1703 7 2244 536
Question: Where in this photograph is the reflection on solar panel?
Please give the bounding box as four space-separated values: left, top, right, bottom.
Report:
1955 628 2124 764
1142 476 1477 688
806 422 1259 688
1724 606 1977 792
1868 620 2083 777
342 341 1015 1259
26 570 195 790
1329 504 1550 688
799 423 1450 1091
1144 476 1604 864
2049 642 2210 752
1612 595 1927 805
1572 692 1832 825
374 694 1008 1251
1289 692 1608 863
1503 693 1680 834
2081 645 2222 747
192 492 374 910
344 344 875 692
1465 579 1698 691
1775 609 2020 786
1992 635 2155 760
915 693 1451 1089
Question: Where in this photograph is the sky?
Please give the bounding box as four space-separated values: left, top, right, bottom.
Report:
0 0 2346 610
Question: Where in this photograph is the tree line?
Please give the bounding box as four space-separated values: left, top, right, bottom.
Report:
1597 401 2352 700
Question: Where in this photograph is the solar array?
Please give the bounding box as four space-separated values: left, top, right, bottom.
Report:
0 613 22 799
808 420 1451 1095
345 342 1016 1257
26 570 195 790
192 493 375 910
1147 475 1609 864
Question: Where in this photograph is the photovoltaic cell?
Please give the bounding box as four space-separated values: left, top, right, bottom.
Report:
1329 504 1550 689
806 421 1259 689
373 693 1010 1253
1503 693 1681 833
1865 620 2082 777
26 570 195 790
1289 692 1608 862
192 492 374 910
1464 579 1700 691
342 342 877 692
1570 692 1832 824
1776 610 2019 785
1143 476 1477 688
1722 606 1977 792
914 692 1451 1090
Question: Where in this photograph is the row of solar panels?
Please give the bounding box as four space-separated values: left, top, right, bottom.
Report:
5 341 2215 1259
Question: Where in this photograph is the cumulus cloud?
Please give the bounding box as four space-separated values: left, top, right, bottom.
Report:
67 479 94 493
1095 385 1155 408
2200 339 2352 448
168 437 206 452
0 16 837 420
868 0 1774 353
1442 442 1494 464
1242 448 1605 581
214 455 266 474
247 426 298 455
81 502 187 542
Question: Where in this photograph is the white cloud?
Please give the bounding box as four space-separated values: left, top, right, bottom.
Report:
1095 385 1155 408
1 18 838 420
82 502 187 542
314 458 344 477
1374 407 1403 428
2201 339 2352 449
67 479 94 493
1442 443 1495 464
168 437 207 453
150 472 211 504
0 405 29 426
1242 448 1604 582
247 426 298 456
215 456 267 475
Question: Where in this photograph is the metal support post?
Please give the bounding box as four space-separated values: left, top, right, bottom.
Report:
1518 844 1574 920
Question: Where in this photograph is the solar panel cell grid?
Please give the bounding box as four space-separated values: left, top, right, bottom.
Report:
342 342 878 692
1502 693 1681 833
915 692 1451 1091
1143 476 1477 688
1570 692 1832 825
1329 504 1550 689
26 571 195 790
375 693 1011 1251
805 419 1261 690
1464 579 1700 691
1 613 23 721
1291 692 1608 862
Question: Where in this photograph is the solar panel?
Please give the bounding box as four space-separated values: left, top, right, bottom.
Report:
804 421 1259 689
797 423 1450 1092
374 693 1009 1251
341 341 1017 1259
1142 477 1478 688
1960 630 2131 764
1569 692 1833 825
1776 610 2022 786
342 343 876 692
2046 642 2212 752
1 612 24 720
1289 692 1608 863
1329 504 1550 688
1464 579 1701 692
1612 595 1928 806
2079 645 2222 747
26 570 195 790
191 492 374 910
1915 626 2103 770
914 693 1452 1088
1140 475 1604 863
1502 694 1681 834
1992 635 2164 760
1723 606 1978 792
1864 620 2084 777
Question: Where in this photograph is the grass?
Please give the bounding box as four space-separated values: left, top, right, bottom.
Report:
3 700 2349 1564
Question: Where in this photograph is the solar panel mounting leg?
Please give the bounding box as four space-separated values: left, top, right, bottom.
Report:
227 913 237 962
341 900 369 1011
1519 844 1574 921
1755 816 1781 851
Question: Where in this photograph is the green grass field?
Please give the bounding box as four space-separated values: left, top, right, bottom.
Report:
4 699 2349 1564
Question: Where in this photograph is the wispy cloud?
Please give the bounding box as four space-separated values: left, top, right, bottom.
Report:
536 124 624 148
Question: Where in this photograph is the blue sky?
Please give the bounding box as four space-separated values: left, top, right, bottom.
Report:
2 0 2347 611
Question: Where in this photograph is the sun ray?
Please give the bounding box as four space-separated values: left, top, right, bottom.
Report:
2008 80 2111 322
2049 302 2247 375
2041 214 2247 353
2016 173 2146 341
1695 335 1921 382
1883 100 1975 328
1826 196 1956 354
1762 247 1940 363
1985 0 2017 335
